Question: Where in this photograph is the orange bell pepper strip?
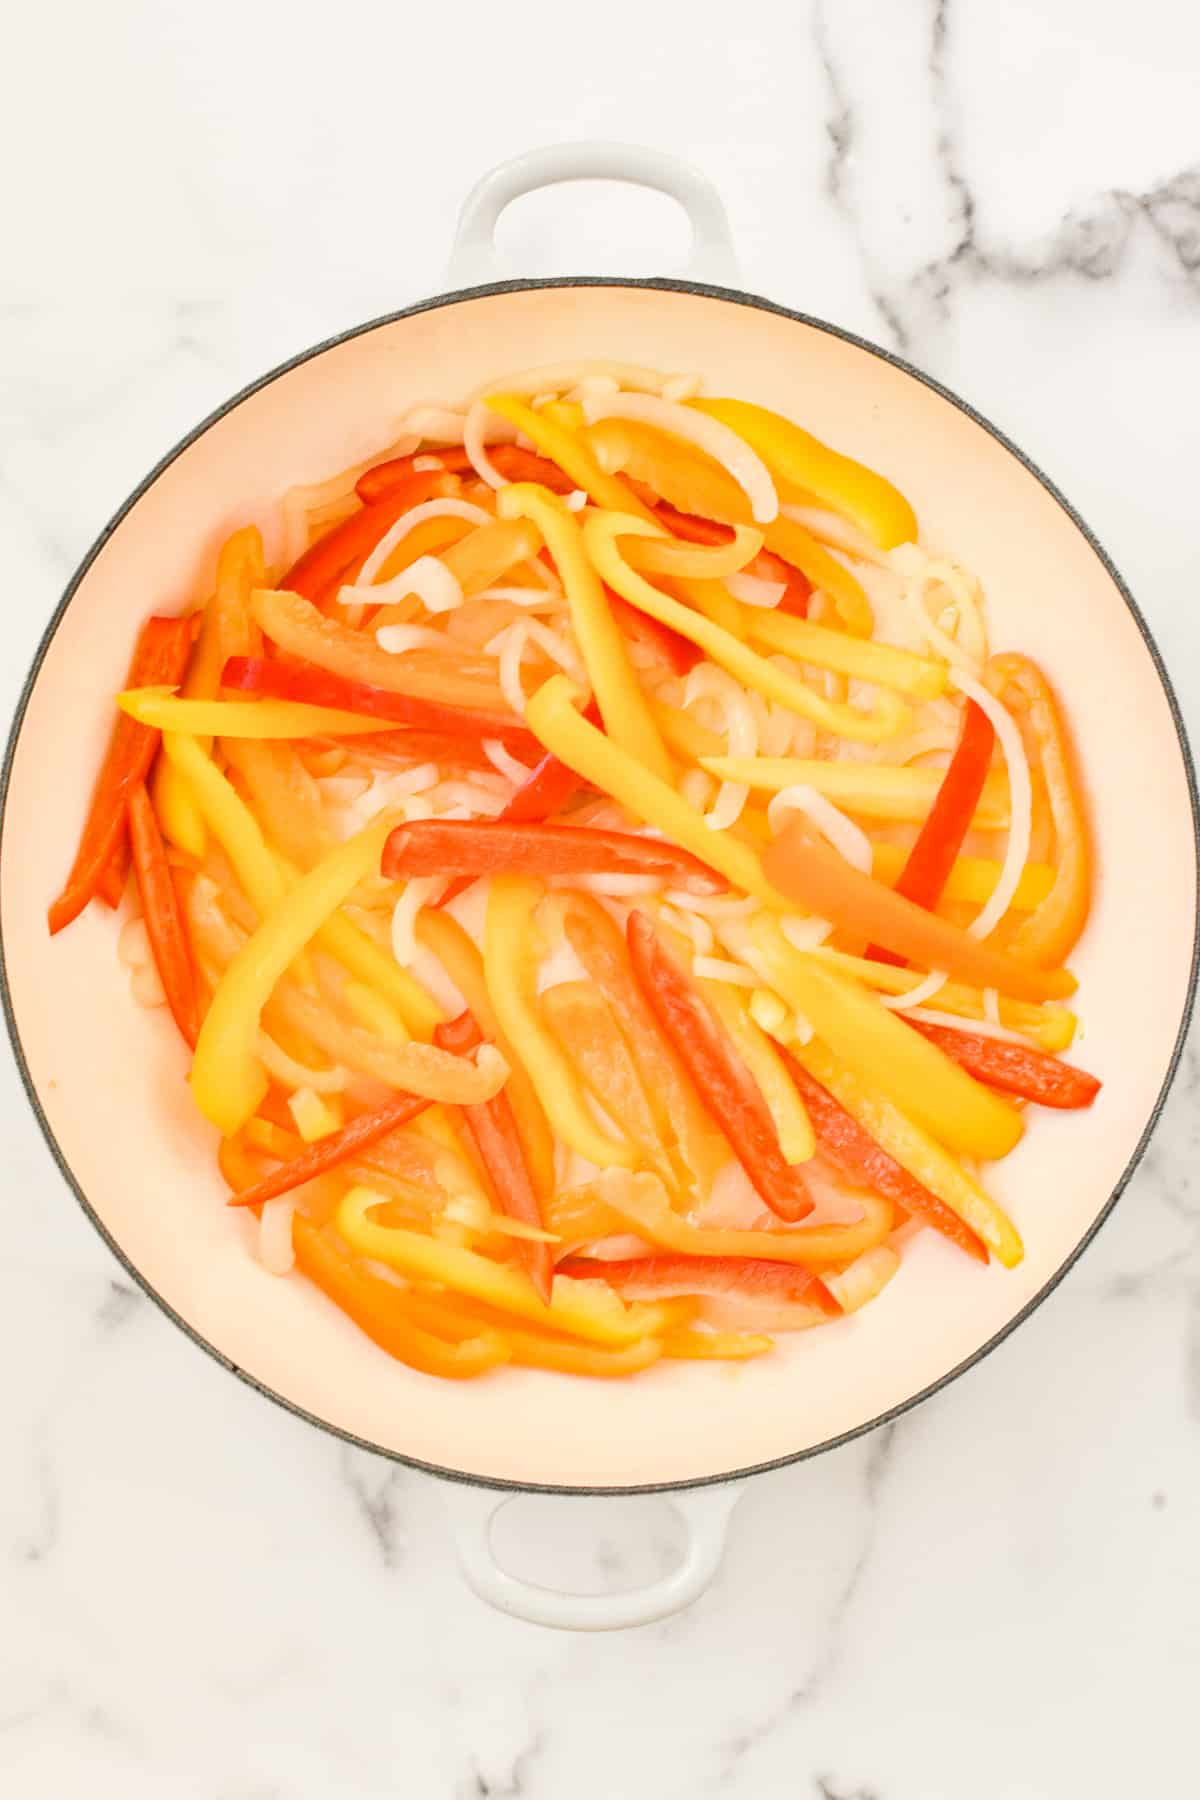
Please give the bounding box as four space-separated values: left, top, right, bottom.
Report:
661 1329 774 1360
395 1289 666 1376
988 654 1092 968
48 614 192 935
381 818 727 893
763 821 1076 1004
126 784 200 1048
561 894 727 1189
626 911 813 1221
433 1009 553 1303
909 1020 1100 1110
281 471 451 602
867 700 996 964
293 1216 509 1379
779 1050 988 1261
226 1090 436 1208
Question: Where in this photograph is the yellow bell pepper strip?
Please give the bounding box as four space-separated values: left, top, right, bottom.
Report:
161 732 289 923
545 1171 894 1269
414 908 557 1199
762 819 1075 1004
287 1087 342 1142
251 587 511 715
582 512 910 745
525 676 780 903
694 975 815 1164
804 946 1077 1052
792 1040 1023 1267
742 609 947 700
700 755 1011 829
222 738 331 872
870 844 1054 913
758 515 874 637
988 654 1092 969
483 394 657 519
627 522 763 580
501 1330 664 1376
495 482 673 780
750 914 1024 1160
484 875 635 1169
118 690 400 740
585 416 748 520
336 1187 675 1346
539 981 680 1194
662 1330 774 1360
689 398 918 550
559 894 727 1192
293 1215 509 1379
650 699 723 764
315 907 442 1039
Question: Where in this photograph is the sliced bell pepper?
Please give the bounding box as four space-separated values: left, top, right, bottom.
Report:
805 945 1077 1052
584 417 746 522
764 820 1074 1004
281 471 450 602
483 395 657 520
335 1187 675 1346
909 1020 1101 1109
582 512 909 744
485 876 634 1168
126 784 200 1048
757 514 874 636
500 1329 663 1376
648 506 812 617
870 844 1054 913
699 754 1010 828
689 398 918 550
791 1040 1023 1266
988 655 1092 968
434 1009 552 1302
866 700 995 964
222 738 330 872
118 689 407 740
357 444 574 504
743 608 948 701
293 1215 509 1378
369 516 548 634
47 614 192 934
382 817 727 892
627 522 764 581
558 1253 838 1314
609 589 702 675
694 974 815 1165
661 1330 774 1359
779 1050 988 1260
227 1091 435 1207
496 483 673 781
161 732 289 923
626 911 813 1221
750 914 1025 1161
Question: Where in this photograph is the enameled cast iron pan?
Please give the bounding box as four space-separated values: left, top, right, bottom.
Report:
3 146 1196 1629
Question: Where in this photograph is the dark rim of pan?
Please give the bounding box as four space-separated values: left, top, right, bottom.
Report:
2 275 1197 1497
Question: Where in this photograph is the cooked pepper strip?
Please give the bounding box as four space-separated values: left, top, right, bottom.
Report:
791 1040 1023 1267
695 976 815 1164
758 515 874 636
779 1051 988 1260
118 690 407 740
750 914 1025 1161
483 395 657 519
764 820 1074 1004
700 755 1010 828
867 700 995 964
989 654 1092 968
909 1020 1101 1109
293 1216 509 1378
583 512 909 744
357 444 574 504
806 946 1076 1052
559 1253 839 1314
742 608 948 701
336 1187 674 1345
382 818 726 893
161 733 289 923
496 483 673 781
689 398 918 550
484 876 634 1168
227 1091 435 1207
221 653 538 753
870 844 1054 913
435 1009 552 1301
281 471 448 601
661 1330 774 1360
627 911 812 1221
48 614 192 934
126 784 200 1048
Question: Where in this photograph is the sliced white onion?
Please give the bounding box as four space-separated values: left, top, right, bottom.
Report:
383 762 441 797
767 783 874 873
482 739 534 785
117 915 151 968
130 962 166 1008
427 780 509 817
725 572 787 609
464 398 509 489
903 1005 1033 1045
564 489 588 512
412 455 445 473
892 544 987 671
705 782 749 832
662 903 715 953
495 623 529 715
257 1198 296 1277
467 361 688 405
878 969 948 1011
354 499 492 588
664 889 759 918
397 405 518 447
568 872 666 897
580 392 778 525
661 372 702 402
487 616 585 685
567 376 621 405
781 502 890 566
682 663 757 833
257 1031 347 1094
471 585 561 611
950 670 1032 941
780 914 834 951
375 623 450 654
391 877 441 966
693 955 759 988
983 987 1001 1024
400 555 463 615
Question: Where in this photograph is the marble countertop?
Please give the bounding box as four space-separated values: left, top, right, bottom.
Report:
4 1 1200 1794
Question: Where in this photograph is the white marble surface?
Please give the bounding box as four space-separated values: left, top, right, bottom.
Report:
4 0 1200 1793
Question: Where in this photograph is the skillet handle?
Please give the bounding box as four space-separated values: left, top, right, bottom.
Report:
446 141 739 288
449 1480 744 1631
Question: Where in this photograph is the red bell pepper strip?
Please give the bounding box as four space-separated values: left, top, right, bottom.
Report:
126 783 200 1047
48 614 193 936
281 471 449 603
909 1021 1101 1110
382 819 728 893
95 842 130 909
227 1090 435 1209
557 1252 839 1313
867 700 995 965
221 656 541 753
779 1051 988 1261
625 911 813 1221
434 1010 552 1301
356 444 574 505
